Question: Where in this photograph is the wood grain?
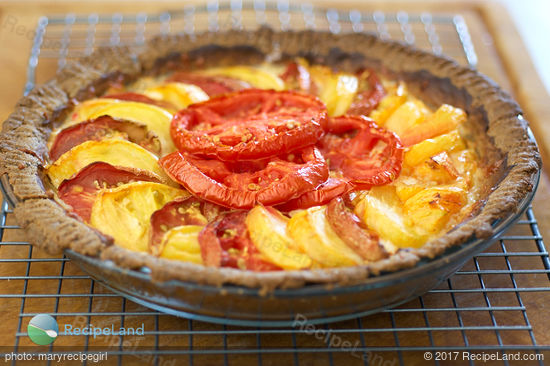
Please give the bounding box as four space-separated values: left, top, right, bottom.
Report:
479 2 550 168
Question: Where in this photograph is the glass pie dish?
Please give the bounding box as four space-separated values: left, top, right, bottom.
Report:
0 28 541 325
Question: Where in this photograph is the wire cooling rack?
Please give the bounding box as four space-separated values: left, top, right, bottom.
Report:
1 1 550 365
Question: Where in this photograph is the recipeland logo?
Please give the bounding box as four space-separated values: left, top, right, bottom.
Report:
28 314 145 345
27 314 58 345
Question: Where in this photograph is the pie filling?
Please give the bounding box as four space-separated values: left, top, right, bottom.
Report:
46 59 485 271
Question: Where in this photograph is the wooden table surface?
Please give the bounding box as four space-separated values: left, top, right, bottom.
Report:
0 1 549 364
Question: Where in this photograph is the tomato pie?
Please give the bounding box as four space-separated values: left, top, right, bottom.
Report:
0 29 540 290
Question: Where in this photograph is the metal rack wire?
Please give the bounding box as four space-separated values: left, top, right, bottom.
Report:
1 1 550 365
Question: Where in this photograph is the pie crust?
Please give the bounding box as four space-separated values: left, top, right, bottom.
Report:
0 28 540 292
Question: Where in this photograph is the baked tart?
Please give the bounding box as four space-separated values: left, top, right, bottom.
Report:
0 28 540 292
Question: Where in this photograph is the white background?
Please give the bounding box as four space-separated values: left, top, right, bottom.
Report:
493 0 550 94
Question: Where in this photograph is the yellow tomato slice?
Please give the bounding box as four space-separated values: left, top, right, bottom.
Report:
411 151 460 185
369 82 407 125
144 82 209 110
158 225 204 264
69 98 122 124
404 130 466 167
400 104 467 146
393 176 424 203
309 65 358 116
287 206 363 267
90 181 189 252
245 206 312 270
81 101 175 154
355 186 428 248
198 65 285 90
383 100 429 137
403 186 467 234
47 139 165 187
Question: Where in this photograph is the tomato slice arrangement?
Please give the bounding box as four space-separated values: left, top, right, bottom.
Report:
279 61 316 94
159 147 329 209
46 60 476 273
277 177 352 211
326 197 388 261
198 211 281 271
149 197 219 254
164 88 402 211
57 162 161 221
347 69 386 116
318 115 403 187
170 89 327 160
50 115 161 161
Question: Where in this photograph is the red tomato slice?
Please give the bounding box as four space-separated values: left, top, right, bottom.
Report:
173 89 326 127
326 197 388 261
149 197 225 253
170 89 327 161
318 115 403 187
50 115 161 161
347 69 386 116
280 61 317 94
57 162 160 222
103 92 176 110
168 72 250 96
276 177 353 211
159 147 329 209
198 211 281 271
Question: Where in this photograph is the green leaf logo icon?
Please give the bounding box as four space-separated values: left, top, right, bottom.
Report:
28 314 58 345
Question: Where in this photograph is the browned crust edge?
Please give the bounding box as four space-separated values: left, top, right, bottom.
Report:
0 28 541 292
